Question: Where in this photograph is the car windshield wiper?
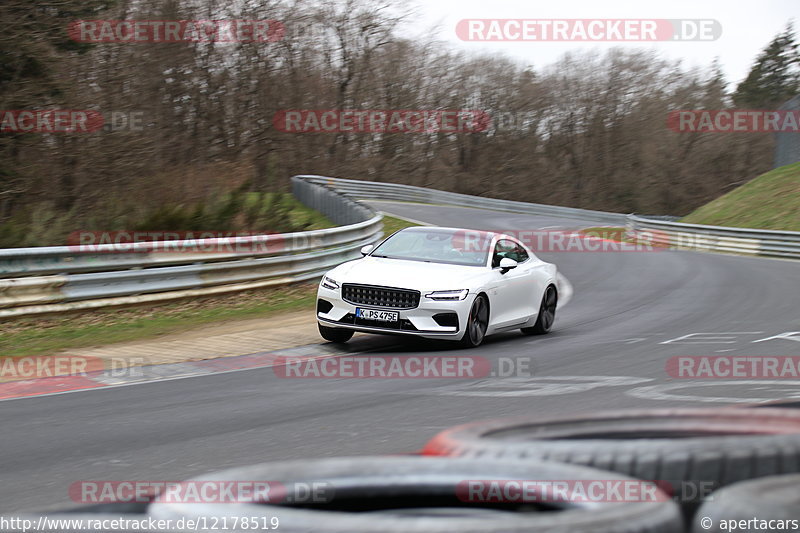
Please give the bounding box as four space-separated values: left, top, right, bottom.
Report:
371 254 423 262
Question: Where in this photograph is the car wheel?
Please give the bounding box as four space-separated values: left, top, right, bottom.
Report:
460 294 489 348
318 324 354 343
522 284 557 335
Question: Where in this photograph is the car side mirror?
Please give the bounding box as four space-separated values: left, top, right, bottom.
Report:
499 257 518 273
360 244 375 256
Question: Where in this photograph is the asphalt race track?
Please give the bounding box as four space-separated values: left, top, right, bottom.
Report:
2 201 800 513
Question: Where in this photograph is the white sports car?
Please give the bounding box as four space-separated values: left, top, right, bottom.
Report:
316 226 558 347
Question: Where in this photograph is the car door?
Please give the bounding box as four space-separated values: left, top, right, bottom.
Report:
514 244 550 320
488 238 534 327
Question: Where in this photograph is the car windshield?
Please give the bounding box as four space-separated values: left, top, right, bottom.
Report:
370 228 489 266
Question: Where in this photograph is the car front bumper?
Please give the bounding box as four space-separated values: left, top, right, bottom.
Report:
316 285 474 340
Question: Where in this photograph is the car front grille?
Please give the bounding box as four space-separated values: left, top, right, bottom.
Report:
341 284 420 309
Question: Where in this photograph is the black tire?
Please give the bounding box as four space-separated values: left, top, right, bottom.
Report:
318 324 354 343
459 294 489 348
422 408 800 512
521 285 557 335
692 474 800 532
148 456 683 533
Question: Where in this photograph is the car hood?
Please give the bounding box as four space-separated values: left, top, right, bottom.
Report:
329 257 487 292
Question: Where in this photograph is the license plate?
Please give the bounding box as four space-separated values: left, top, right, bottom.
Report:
356 308 399 322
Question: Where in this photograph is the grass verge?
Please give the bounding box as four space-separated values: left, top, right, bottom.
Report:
0 283 318 359
681 162 800 231
380 213 423 236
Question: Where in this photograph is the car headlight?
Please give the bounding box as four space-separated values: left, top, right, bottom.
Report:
425 289 469 301
321 276 340 290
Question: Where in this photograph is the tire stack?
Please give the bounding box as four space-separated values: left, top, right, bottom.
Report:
149 456 683 533
11 408 800 533
422 408 800 530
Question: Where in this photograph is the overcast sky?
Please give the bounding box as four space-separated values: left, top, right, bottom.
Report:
406 0 797 88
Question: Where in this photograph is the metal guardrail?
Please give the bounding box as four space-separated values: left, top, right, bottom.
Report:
627 215 800 260
2 174 798 318
0 178 383 318
298 175 630 226
305 175 800 261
